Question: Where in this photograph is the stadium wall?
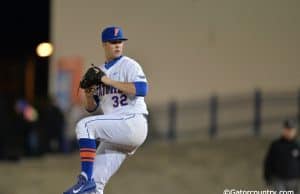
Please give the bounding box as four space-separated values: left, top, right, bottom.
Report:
50 0 300 106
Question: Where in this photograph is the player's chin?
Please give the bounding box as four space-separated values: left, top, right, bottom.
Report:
113 51 122 57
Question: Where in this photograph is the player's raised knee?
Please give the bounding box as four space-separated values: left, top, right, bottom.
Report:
75 118 89 139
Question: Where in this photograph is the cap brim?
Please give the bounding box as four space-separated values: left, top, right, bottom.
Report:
103 38 128 42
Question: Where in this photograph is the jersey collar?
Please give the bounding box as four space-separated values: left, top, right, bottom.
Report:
104 56 123 70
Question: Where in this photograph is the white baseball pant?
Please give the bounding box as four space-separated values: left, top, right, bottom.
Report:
76 113 148 194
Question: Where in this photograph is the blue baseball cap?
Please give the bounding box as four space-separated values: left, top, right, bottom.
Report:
101 26 128 42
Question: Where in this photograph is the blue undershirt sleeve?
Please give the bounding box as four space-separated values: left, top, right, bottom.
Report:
134 82 148 96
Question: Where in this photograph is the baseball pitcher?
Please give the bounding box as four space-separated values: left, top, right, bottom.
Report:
63 26 149 194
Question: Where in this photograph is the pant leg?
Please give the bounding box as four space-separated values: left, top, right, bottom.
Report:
77 113 148 194
76 113 147 151
271 178 287 192
296 180 300 194
285 179 300 194
92 142 127 194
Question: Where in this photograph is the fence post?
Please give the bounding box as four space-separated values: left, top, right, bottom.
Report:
209 94 218 138
167 100 177 141
253 89 262 136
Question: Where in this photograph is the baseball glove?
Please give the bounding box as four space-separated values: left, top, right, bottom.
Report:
79 64 105 89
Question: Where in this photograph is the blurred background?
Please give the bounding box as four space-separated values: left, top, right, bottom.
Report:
0 0 300 193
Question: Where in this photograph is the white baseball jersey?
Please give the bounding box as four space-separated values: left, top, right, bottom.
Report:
96 56 148 115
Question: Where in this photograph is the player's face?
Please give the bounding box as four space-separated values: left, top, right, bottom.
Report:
103 40 124 61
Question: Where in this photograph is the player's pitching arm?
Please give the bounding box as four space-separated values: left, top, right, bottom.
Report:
101 76 148 96
84 76 148 112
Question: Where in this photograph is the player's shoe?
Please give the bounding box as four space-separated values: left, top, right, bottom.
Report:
63 172 96 194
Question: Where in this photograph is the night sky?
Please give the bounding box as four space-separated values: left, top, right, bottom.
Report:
0 1 49 99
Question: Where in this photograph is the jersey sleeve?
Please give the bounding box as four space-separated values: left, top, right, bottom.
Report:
125 61 147 83
124 60 148 96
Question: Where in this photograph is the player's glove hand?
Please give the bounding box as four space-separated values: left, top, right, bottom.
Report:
79 64 105 89
84 86 97 97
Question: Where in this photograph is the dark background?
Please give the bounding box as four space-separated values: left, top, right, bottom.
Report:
0 2 50 160
0 1 50 98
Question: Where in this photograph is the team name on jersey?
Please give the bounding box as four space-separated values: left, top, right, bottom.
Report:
98 84 122 96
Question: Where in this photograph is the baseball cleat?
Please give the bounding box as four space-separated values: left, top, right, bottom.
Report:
63 172 96 194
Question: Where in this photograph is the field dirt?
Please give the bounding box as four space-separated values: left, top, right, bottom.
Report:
0 136 273 194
